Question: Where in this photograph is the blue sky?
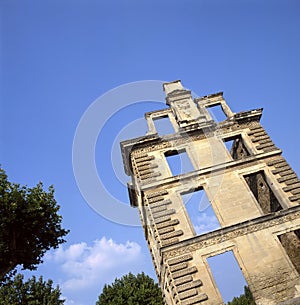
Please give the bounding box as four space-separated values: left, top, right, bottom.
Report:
1 1 300 304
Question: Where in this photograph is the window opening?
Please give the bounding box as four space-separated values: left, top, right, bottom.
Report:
224 139 234 153
224 136 250 160
206 104 227 122
278 229 300 274
207 251 249 304
244 171 282 213
153 116 174 135
165 149 194 176
181 189 220 235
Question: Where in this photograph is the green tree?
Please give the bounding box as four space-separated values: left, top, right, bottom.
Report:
227 286 256 305
0 273 65 305
96 272 164 305
0 167 69 280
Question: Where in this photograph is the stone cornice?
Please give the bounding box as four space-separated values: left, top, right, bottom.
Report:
234 108 263 122
194 91 224 102
144 108 172 118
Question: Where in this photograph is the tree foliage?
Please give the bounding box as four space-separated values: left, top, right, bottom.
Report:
227 286 256 305
0 167 69 280
96 272 164 305
0 273 65 305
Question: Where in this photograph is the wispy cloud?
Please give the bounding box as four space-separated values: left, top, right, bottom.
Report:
45 237 146 305
193 212 220 235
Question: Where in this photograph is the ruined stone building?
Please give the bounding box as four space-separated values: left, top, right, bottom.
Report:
120 80 300 305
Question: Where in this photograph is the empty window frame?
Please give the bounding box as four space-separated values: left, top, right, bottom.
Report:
224 135 250 160
181 188 220 235
278 229 300 274
165 149 194 176
244 171 282 214
206 104 227 122
153 116 174 135
207 251 249 303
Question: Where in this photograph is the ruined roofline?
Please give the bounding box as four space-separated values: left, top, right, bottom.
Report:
163 79 223 101
120 80 263 177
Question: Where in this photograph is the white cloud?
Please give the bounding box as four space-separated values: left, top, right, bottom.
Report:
62 296 80 305
193 212 220 235
45 237 145 304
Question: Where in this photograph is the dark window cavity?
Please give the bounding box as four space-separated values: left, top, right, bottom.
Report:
244 171 282 213
224 135 250 160
278 229 300 274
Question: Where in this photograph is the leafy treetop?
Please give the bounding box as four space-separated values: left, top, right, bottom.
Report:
227 286 256 305
96 272 164 305
0 273 65 305
0 167 69 280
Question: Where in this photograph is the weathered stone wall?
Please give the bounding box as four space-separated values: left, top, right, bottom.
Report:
120 80 300 305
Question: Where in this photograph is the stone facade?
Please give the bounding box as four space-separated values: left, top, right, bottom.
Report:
120 80 300 305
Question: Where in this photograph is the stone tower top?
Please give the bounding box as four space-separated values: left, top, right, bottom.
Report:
162 79 184 95
163 80 201 127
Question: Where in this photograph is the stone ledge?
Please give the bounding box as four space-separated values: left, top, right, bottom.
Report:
141 149 282 191
162 205 300 258
276 296 300 305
